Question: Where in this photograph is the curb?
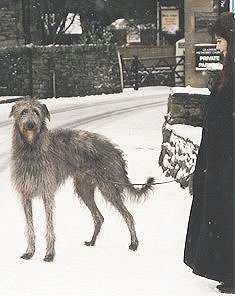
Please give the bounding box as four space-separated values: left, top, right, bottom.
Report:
0 97 24 104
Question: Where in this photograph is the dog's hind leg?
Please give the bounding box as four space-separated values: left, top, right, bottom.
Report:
83 195 104 247
112 201 139 251
21 198 36 260
74 175 104 247
42 195 56 262
100 187 139 251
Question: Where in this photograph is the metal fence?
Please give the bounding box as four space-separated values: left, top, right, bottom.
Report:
121 55 185 90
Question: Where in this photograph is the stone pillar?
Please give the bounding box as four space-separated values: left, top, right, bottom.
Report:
184 0 217 87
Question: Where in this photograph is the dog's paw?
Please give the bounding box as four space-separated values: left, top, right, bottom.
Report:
129 242 138 251
43 254 55 262
21 252 34 260
84 241 95 247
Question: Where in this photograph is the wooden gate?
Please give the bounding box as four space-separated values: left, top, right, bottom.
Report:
121 55 185 90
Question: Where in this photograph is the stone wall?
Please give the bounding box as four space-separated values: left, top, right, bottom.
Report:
118 45 174 58
159 87 209 193
0 44 122 98
166 86 210 126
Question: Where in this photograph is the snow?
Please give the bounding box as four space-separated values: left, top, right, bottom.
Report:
0 86 222 295
64 14 82 34
171 85 210 96
110 18 129 30
167 123 202 146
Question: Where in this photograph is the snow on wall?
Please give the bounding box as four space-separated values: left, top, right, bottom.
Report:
159 122 202 194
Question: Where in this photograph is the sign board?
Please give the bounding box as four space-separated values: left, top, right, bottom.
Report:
195 44 222 71
126 26 141 43
161 9 179 34
195 12 217 32
176 38 185 56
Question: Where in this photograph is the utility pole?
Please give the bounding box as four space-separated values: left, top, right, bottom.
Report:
22 0 31 44
156 0 161 46
22 0 33 97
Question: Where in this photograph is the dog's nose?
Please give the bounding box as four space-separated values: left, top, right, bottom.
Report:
27 121 35 130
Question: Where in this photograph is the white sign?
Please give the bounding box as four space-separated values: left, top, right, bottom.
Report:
127 26 141 43
161 9 179 34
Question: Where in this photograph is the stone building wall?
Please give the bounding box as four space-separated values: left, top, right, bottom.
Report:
184 0 216 87
0 0 24 47
0 44 122 98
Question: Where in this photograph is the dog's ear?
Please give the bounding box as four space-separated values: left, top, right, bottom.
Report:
9 105 16 118
42 103 50 121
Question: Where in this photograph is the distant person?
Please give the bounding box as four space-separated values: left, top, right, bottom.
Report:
184 12 234 294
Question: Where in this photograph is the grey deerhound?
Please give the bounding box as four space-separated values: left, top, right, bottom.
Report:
10 98 154 262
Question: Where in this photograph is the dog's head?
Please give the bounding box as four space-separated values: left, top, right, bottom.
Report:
10 97 50 143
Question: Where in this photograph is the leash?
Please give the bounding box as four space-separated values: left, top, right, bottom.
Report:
104 178 177 187
132 179 176 186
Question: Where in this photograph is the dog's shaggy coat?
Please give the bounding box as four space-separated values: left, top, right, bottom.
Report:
10 98 154 261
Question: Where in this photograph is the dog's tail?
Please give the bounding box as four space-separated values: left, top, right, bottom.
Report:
125 177 155 202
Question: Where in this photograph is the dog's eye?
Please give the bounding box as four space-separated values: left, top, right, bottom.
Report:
21 109 29 116
33 109 40 116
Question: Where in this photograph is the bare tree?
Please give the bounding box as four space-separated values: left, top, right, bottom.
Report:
32 0 76 44
31 0 114 44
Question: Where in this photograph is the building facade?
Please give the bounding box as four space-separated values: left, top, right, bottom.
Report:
184 0 232 87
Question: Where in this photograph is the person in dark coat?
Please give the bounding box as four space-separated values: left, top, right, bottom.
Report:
184 12 235 294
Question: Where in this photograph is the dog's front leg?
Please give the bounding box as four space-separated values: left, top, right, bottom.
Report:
21 198 35 260
42 195 55 262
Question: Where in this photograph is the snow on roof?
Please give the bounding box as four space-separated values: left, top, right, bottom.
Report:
110 19 155 30
110 19 129 29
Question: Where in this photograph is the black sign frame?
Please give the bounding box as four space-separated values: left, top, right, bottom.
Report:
195 44 222 71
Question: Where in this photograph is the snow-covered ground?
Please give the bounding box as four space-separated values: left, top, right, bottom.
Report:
0 87 223 295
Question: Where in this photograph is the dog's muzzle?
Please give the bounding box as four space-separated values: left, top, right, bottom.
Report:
26 121 36 131
22 121 39 143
